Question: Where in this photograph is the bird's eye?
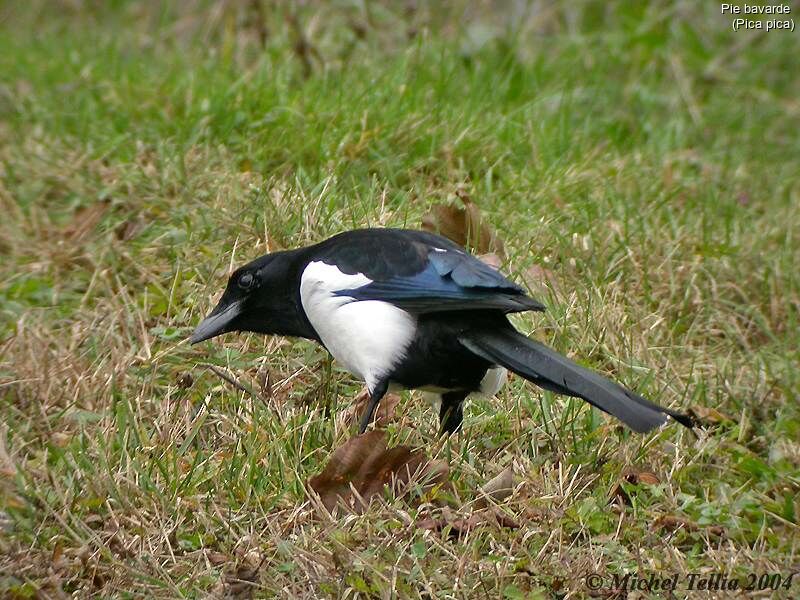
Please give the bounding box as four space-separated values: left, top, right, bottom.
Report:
238 273 254 290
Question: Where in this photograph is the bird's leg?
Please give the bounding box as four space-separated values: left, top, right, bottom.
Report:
439 391 468 435
358 379 388 434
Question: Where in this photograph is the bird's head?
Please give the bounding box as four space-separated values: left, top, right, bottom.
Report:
190 250 313 344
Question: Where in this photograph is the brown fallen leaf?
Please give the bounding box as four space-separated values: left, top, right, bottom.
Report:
62 199 111 242
50 431 72 448
688 406 733 426
224 562 262 599
523 263 559 293
417 506 520 538
176 372 194 389
477 252 503 269
114 215 144 241
347 388 401 429
652 515 724 537
206 550 229 566
256 364 272 400
609 467 660 505
51 540 63 564
421 193 506 257
307 430 448 515
627 469 660 486
475 466 516 509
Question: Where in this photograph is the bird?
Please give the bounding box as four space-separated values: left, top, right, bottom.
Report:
190 228 692 435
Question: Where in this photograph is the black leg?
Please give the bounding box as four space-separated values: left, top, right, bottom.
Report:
358 379 388 434
439 391 468 435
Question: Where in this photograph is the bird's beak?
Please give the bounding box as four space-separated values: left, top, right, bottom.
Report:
190 300 243 344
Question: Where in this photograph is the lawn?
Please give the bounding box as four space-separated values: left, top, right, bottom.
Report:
1 1 798 598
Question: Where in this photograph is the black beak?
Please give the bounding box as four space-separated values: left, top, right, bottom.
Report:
190 300 243 344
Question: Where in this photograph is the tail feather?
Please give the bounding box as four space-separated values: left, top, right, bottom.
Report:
460 328 692 433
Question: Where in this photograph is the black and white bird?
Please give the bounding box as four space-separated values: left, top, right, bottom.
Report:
191 228 692 435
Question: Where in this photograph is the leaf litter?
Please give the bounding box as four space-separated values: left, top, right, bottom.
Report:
307 430 449 516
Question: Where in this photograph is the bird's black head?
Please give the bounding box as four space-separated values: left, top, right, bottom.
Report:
190 249 315 344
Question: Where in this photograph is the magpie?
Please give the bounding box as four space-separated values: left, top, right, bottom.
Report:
190 228 692 435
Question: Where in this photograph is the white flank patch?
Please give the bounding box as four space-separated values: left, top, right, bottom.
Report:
479 367 507 397
299 261 417 391
421 366 507 414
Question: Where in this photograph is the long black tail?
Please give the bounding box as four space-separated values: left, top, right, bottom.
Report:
460 328 692 433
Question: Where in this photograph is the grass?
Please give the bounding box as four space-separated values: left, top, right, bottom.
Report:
1 1 799 597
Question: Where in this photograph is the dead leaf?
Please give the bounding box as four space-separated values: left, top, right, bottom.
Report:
629 470 660 486
421 194 506 257
241 550 262 569
417 506 520 538
609 467 660 505
307 430 448 515
256 364 272 400
50 432 72 448
652 515 724 537
51 540 63 564
475 466 515 509
224 562 262 599
523 264 559 293
176 372 194 389
114 215 144 241
688 406 733 426
477 252 503 269
72 545 92 567
347 389 401 429
223 542 266 598
206 550 229 566
62 199 111 242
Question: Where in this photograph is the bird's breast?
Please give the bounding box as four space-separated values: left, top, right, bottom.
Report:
299 261 417 390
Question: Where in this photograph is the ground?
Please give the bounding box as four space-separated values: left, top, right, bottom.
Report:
1 2 798 598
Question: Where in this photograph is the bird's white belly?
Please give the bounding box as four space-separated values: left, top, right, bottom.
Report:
300 261 417 391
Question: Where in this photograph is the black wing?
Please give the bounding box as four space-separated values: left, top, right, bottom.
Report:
313 229 544 314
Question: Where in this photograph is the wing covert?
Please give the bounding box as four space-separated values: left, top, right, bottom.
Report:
335 246 544 314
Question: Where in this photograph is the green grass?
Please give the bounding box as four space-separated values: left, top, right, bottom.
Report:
1 1 799 598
